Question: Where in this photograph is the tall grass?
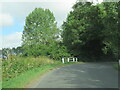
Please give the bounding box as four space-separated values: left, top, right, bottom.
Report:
2 65 57 88
0 58 2 90
2 56 54 81
2 56 81 88
113 63 120 71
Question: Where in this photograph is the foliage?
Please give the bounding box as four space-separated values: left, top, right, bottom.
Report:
113 63 120 71
62 2 105 61
3 65 55 88
2 1 120 89
2 57 80 88
2 56 54 81
22 8 59 57
21 8 70 59
45 41 71 60
12 47 23 56
101 2 120 59
1 47 23 60
2 48 10 59
62 2 119 61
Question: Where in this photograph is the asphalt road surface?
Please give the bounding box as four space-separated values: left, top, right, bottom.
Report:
28 62 118 88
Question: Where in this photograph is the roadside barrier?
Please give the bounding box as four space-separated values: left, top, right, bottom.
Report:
62 57 78 63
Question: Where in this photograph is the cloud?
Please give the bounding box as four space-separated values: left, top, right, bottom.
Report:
1 1 76 28
0 13 14 27
0 1 77 48
0 0 76 2
1 32 22 49
1 0 103 28
0 0 104 3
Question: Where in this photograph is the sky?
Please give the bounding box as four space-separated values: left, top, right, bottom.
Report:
0 0 103 49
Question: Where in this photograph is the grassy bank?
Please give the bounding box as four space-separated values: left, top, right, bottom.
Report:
2 56 80 88
113 63 120 71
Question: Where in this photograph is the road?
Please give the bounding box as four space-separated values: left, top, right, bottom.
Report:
28 62 118 88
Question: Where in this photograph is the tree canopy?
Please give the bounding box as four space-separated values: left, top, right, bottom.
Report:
22 8 70 59
2 2 119 62
62 2 119 61
22 8 59 57
101 2 119 59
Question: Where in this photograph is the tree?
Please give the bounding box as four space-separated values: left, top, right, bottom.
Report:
62 1 120 61
2 48 8 59
12 47 23 56
22 8 59 57
2 48 11 59
62 2 105 61
101 2 120 59
47 41 71 60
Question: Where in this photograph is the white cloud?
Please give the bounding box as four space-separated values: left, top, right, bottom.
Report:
0 0 104 49
0 32 22 49
1 1 76 27
0 1 77 48
0 3 2 12
0 13 14 27
0 0 77 2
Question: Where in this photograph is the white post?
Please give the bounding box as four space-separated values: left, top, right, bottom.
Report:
62 58 64 63
68 58 69 62
73 58 75 62
76 58 78 62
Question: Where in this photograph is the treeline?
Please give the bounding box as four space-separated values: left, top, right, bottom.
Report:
62 2 120 61
1 1 120 61
1 47 23 59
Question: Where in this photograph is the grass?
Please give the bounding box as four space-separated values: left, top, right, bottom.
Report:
113 62 120 71
2 57 81 88
2 56 54 81
0 59 2 90
0 81 2 90
3 65 54 88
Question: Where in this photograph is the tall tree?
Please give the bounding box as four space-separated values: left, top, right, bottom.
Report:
2 48 11 59
62 2 105 61
22 8 59 57
101 2 119 59
62 1 119 61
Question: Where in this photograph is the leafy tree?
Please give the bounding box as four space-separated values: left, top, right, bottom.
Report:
12 47 23 56
47 42 71 60
2 48 11 59
2 48 8 59
62 1 120 61
22 8 60 58
101 2 119 59
62 2 105 61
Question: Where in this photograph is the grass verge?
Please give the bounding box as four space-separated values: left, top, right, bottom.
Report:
2 61 81 88
113 63 120 71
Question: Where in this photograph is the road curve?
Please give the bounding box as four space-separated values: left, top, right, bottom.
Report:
28 62 118 88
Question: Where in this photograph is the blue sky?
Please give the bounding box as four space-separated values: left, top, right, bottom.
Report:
2 19 23 36
0 0 103 49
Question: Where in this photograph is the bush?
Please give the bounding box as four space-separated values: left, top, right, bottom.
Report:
2 56 54 81
113 63 120 71
48 44 71 60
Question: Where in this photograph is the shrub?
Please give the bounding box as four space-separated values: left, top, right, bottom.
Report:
2 56 54 81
